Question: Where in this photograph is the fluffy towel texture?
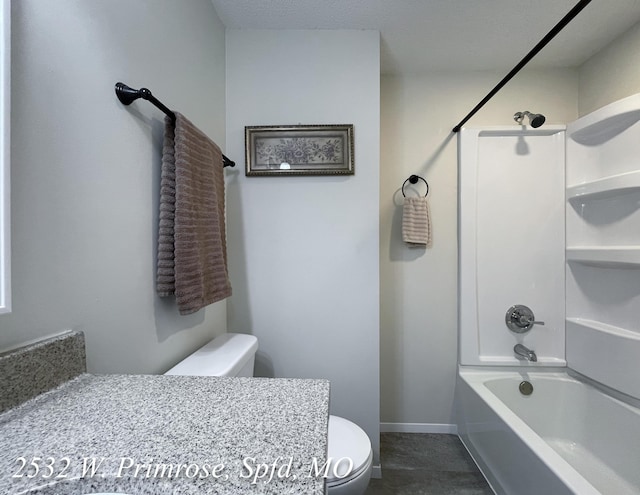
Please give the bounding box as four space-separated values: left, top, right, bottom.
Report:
157 112 232 314
402 196 432 248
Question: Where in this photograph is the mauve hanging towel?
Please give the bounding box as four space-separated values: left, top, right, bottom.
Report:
157 112 232 314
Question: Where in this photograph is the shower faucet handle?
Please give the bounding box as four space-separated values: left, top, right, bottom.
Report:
505 305 544 333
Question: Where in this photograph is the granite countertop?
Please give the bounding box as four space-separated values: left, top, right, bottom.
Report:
0 373 330 495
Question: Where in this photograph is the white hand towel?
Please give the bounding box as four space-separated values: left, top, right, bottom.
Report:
402 196 432 248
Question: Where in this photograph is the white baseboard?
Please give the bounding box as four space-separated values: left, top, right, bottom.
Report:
380 422 458 434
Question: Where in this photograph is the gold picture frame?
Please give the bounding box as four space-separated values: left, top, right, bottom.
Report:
245 124 354 176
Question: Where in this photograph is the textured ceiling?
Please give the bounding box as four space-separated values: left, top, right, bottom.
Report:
210 0 640 74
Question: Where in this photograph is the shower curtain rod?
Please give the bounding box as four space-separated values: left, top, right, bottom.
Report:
452 0 592 133
115 82 236 168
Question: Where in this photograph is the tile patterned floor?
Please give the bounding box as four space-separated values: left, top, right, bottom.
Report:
365 433 494 495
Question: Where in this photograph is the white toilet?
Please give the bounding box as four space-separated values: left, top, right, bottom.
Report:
165 332 373 494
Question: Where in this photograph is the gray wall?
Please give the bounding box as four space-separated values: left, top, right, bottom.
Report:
225 29 381 466
1 0 228 373
6 0 639 438
579 20 640 115
380 68 579 428
379 16 640 429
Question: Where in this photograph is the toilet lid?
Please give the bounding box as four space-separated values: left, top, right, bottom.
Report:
326 415 372 483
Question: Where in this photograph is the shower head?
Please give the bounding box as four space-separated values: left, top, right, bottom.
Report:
514 111 546 128
527 112 546 128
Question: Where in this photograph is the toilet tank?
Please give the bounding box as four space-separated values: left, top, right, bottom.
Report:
164 333 258 377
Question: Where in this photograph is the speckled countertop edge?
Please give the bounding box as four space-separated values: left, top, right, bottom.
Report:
0 374 330 495
0 331 86 413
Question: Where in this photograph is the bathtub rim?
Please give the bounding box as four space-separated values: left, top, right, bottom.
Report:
460 364 640 410
456 365 624 495
566 367 640 410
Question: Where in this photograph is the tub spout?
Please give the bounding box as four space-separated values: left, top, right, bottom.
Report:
514 344 537 362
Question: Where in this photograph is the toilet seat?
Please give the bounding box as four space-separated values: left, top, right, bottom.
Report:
326 415 373 487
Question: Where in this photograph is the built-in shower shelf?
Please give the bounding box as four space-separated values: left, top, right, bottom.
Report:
566 246 640 268
567 94 640 145
567 170 640 201
566 317 640 339
566 318 640 399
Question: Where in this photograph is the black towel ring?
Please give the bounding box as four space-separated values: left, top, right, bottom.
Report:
402 175 429 197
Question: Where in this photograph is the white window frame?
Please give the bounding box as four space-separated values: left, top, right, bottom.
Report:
0 0 11 314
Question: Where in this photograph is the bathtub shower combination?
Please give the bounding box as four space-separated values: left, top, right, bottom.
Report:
456 94 640 494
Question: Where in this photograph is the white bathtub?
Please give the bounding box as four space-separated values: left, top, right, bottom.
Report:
456 368 640 495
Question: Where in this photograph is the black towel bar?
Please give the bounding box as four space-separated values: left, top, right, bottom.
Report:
115 82 235 168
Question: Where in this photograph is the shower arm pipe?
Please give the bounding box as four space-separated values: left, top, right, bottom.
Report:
452 0 592 133
115 82 235 168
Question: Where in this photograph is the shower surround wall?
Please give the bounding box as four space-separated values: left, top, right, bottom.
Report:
458 127 566 366
565 94 640 399
459 98 640 377
457 95 640 494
